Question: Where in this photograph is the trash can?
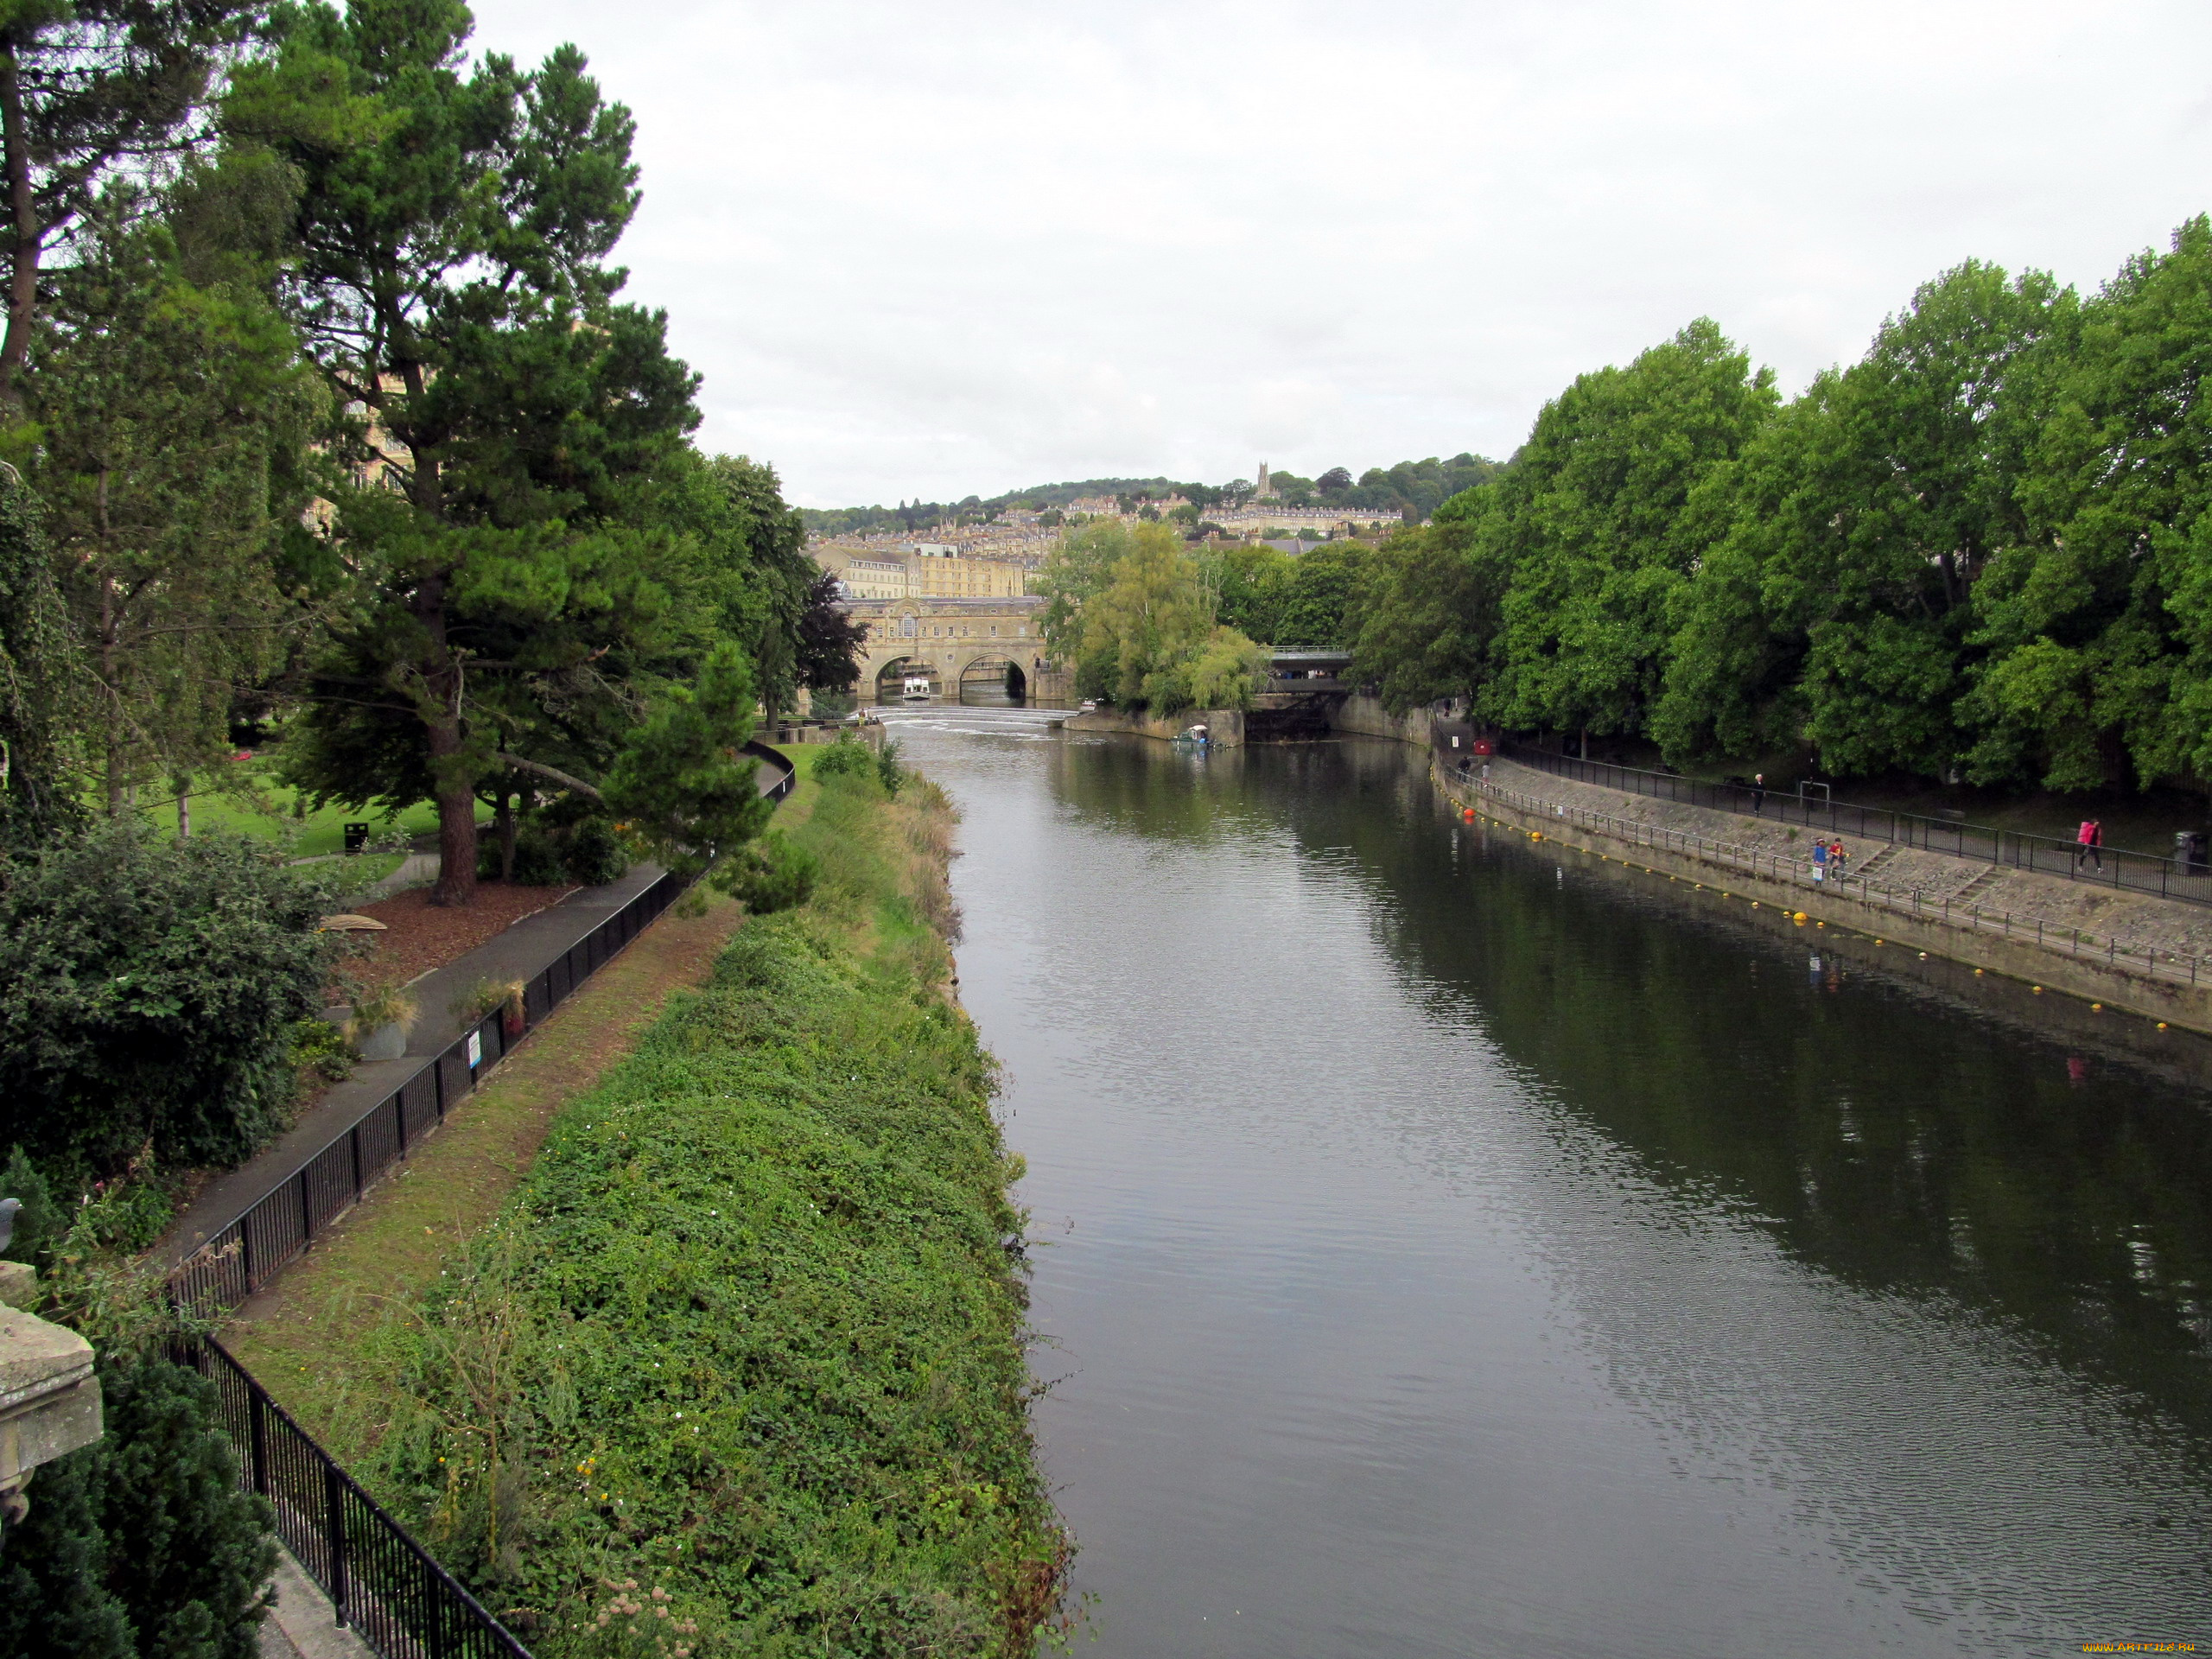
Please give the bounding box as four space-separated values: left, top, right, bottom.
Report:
344 822 372 855
2177 830 2209 872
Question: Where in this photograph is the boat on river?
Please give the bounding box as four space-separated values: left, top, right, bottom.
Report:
1172 722 1211 747
900 675 933 702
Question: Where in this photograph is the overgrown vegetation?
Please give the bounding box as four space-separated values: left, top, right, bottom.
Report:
286 765 1065 1656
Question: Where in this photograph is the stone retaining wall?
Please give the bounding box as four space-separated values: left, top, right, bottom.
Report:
1474 757 2212 960
1063 706 1247 745
1327 694 1433 747
1442 760 2212 1035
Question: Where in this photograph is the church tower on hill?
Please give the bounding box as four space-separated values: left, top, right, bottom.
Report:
1255 461 1274 499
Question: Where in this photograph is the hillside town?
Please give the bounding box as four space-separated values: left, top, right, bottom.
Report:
806 463 1409 597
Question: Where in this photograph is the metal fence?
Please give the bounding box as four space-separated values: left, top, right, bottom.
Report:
176 1336 531 1659
1497 740 2212 909
170 869 687 1314
1447 769 2212 989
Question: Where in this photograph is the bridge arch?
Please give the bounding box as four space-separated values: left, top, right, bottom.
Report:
841 594 1067 704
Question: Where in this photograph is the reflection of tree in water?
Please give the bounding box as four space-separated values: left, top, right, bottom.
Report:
1183 736 2212 1430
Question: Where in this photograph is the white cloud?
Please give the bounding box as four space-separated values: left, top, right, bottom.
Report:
471 0 2212 505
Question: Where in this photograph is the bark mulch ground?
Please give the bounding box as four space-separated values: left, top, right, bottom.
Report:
337 880 579 993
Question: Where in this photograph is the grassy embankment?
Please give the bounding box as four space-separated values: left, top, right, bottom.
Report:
237 749 1070 1656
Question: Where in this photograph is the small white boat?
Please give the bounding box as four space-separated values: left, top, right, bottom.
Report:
1173 722 1211 747
900 675 933 702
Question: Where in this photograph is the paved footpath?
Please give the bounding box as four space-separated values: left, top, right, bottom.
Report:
161 743 797 1270
162 861 669 1269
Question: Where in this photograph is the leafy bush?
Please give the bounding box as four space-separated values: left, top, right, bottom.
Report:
481 811 632 887
288 1016 355 1086
876 734 906 796
0 824 346 1181
716 827 819 913
810 734 876 782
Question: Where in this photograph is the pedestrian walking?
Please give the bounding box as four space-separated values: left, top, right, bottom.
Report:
1829 839 1847 882
1812 838 1829 884
1751 772 1766 815
2075 818 2103 870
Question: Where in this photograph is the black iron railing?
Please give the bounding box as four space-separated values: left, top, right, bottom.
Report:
170 869 687 1314
177 1336 531 1659
1497 741 2212 909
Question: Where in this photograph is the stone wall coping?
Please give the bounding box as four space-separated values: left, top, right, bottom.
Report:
0 1309 93 1414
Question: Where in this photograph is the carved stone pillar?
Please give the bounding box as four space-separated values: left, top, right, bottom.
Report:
0 1274 103 1534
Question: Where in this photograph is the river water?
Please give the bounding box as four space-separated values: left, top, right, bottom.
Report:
885 707 2212 1657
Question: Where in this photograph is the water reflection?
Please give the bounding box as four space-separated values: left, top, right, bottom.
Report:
899 722 2212 1656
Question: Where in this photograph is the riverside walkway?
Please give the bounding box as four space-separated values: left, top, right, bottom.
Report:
1452 754 2212 1030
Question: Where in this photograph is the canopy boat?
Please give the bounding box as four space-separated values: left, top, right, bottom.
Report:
1173 722 1211 747
900 675 933 702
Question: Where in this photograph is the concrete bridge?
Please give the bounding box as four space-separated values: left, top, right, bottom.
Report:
842 594 1071 702
1249 648 1356 737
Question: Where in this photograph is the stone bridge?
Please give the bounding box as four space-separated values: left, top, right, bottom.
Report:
842 594 1071 702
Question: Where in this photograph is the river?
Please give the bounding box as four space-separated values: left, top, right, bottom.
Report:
883 707 2212 1657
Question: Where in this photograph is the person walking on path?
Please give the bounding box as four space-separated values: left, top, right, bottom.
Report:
1829 839 1848 883
2075 818 2104 871
1812 838 1829 884
1751 772 1766 815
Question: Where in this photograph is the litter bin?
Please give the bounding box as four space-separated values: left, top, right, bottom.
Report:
2177 830 2209 872
344 822 372 855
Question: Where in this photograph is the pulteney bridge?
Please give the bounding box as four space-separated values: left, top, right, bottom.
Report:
842 594 1071 702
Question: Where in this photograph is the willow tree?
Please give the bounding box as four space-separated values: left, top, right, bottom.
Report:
236 0 715 903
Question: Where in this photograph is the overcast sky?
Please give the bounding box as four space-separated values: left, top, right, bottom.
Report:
474 0 2212 509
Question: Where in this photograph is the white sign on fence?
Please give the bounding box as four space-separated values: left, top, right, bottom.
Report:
465 1031 482 1069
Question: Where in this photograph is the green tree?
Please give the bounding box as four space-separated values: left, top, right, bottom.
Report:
1658 262 2064 776
1353 486 1508 713
31 185 320 823
601 639 770 887
238 0 705 903
1049 521 1268 712
1207 539 1292 642
1490 318 1777 747
1037 516 1134 683
1964 218 2212 796
0 0 269 409
1273 540 1376 649
0 475 82 848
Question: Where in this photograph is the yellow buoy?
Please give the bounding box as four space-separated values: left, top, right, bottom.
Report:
2158 1021 2170 1030
1974 968 1983 976
2032 985 2044 994
2092 1003 2102 1012
1794 912 1806 923
1918 951 1928 959
1874 939 1884 946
